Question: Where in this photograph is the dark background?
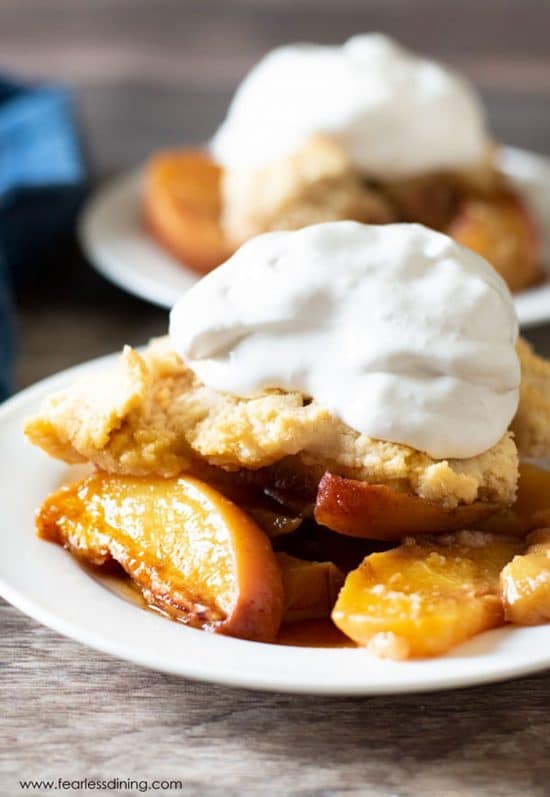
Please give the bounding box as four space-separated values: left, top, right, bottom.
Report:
2 2 550 795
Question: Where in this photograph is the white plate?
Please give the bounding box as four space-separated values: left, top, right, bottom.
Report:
79 147 550 327
2 355 550 694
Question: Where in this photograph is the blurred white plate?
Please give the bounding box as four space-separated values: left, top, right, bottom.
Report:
79 147 550 326
2 355 550 694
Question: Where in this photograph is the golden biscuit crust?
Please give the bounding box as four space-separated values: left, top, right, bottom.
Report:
26 338 520 509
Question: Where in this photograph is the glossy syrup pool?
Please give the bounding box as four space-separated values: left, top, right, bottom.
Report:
84 563 353 648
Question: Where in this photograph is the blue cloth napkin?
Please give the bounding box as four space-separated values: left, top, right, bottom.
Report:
0 77 88 400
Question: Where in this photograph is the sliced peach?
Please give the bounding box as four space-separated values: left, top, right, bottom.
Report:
314 473 499 540
37 473 283 642
501 528 550 625
481 463 550 536
144 149 232 273
332 532 523 658
276 553 344 622
447 192 540 292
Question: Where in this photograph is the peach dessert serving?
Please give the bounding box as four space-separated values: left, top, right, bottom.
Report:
26 221 550 659
144 34 541 293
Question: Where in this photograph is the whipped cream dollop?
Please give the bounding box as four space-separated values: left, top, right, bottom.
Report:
211 34 488 179
170 222 519 460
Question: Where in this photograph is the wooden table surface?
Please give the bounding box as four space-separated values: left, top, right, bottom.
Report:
2 2 550 794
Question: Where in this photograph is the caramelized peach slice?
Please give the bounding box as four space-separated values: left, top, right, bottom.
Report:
144 149 232 273
276 553 344 623
315 473 499 540
481 463 550 536
37 473 283 642
447 193 540 292
332 532 523 658
501 528 550 625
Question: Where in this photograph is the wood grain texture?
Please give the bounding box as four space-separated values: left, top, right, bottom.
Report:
2 1 550 794
3 598 550 797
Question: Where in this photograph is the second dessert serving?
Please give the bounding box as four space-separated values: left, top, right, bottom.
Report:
145 34 541 293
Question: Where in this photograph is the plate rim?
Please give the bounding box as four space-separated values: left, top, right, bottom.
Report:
3 354 550 694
